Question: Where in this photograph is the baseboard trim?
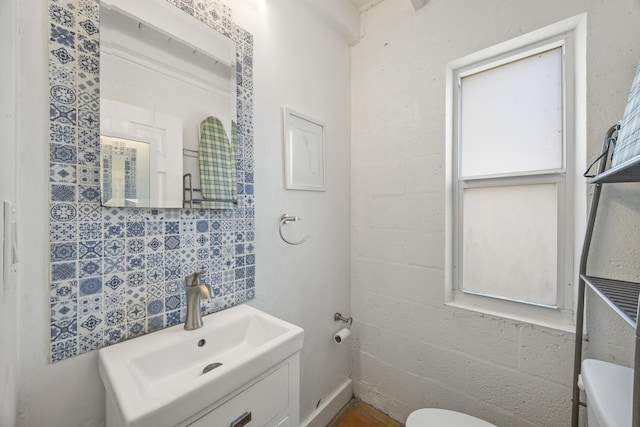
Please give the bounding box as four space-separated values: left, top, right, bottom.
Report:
300 378 353 427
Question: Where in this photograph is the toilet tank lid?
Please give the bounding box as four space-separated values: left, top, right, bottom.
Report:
581 359 633 427
406 409 495 426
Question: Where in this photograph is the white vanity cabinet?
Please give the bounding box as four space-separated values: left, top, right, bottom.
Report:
185 353 300 427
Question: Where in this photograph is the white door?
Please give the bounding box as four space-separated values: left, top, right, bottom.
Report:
100 98 183 207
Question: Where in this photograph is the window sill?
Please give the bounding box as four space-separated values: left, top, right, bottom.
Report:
446 290 575 333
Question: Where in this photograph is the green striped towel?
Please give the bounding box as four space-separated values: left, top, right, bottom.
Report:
198 117 237 209
613 64 640 167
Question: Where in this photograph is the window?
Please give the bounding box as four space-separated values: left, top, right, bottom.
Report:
445 16 586 329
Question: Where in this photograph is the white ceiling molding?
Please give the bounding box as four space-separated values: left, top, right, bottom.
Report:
301 0 361 46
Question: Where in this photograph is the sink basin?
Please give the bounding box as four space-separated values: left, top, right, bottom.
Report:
98 304 304 427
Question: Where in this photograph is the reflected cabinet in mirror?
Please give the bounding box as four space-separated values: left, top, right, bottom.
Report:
100 0 238 208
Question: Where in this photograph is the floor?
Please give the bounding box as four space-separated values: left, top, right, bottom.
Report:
327 400 402 427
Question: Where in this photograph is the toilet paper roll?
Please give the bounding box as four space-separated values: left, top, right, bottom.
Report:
334 327 351 344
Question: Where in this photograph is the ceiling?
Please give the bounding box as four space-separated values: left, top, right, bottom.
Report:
350 0 376 9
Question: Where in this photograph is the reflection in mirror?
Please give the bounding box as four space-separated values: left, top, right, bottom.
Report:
99 0 237 208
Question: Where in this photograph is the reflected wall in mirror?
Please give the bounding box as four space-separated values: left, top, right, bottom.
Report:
100 0 237 208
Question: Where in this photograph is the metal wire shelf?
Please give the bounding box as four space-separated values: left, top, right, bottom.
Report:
582 274 640 328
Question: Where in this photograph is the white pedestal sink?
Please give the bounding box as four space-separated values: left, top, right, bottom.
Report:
99 304 304 427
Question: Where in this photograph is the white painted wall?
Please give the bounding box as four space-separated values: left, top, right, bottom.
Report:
351 0 640 425
0 0 19 425
14 0 351 425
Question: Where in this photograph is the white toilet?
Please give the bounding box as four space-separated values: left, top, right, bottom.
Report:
406 408 495 426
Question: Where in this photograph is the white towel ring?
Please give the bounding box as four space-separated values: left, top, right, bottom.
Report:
279 214 310 245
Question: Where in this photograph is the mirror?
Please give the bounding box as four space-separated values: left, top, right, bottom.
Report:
99 0 237 208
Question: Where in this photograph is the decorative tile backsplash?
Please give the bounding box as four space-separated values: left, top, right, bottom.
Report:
48 0 254 362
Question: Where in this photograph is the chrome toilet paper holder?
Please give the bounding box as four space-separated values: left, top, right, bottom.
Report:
334 312 353 327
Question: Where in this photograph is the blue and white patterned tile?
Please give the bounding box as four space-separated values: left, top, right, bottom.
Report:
50 184 76 202
126 300 147 322
145 252 164 269
164 264 180 282
79 313 103 334
144 209 165 221
77 166 100 186
104 308 125 327
180 234 196 249
49 122 76 145
126 221 146 238
78 185 100 203
77 34 98 57
164 293 181 312
104 325 126 346
126 238 145 255
77 0 99 21
51 318 77 342
77 70 100 96
77 204 101 222
50 45 75 67
246 254 255 266
103 240 125 258
165 280 181 294
147 315 165 332
165 310 182 327
146 221 164 236
78 108 99 129
147 299 164 316
126 255 145 271
51 337 78 362
146 268 164 284
79 259 102 278
164 235 180 251
145 236 163 253
79 332 103 354
104 273 126 291
162 245 181 268
50 280 78 302
127 271 146 287
50 222 77 242
164 210 181 221
180 248 197 265
50 102 77 126
104 222 125 239
49 2 75 28
77 147 99 167
147 283 165 299
103 287 125 308
51 261 77 281
78 295 102 318
50 23 75 49
50 163 76 183
195 234 208 247
50 242 77 262
78 240 102 259
165 221 179 235
78 127 99 148
127 321 146 339
51 299 77 322
79 276 102 296
50 143 76 166
78 222 102 240
50 84 76 106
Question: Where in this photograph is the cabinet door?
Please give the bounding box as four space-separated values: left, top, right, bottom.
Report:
188 364 289 427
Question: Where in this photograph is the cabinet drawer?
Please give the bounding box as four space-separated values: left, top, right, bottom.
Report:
188 364 289 427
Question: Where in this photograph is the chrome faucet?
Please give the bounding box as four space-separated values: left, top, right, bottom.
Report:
184 270 212 330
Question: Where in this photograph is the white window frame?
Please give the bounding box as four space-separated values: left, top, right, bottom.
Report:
445 15 587 331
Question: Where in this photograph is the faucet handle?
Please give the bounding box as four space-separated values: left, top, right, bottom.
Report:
185 270 206 287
